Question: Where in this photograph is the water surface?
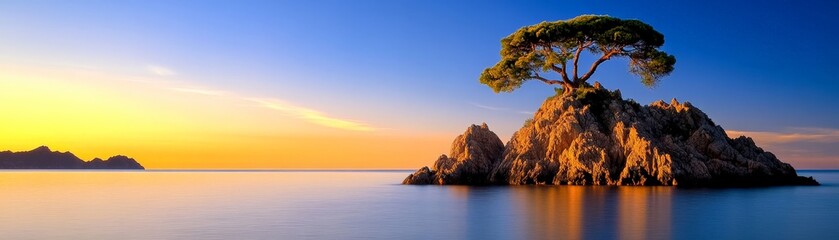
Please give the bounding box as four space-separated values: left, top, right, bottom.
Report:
0 170 836 239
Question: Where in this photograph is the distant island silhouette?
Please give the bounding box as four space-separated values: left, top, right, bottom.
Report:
0 146 144 170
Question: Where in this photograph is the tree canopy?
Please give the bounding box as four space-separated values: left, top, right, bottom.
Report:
479 15 676 94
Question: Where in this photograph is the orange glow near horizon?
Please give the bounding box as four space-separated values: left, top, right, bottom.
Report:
0 65 451 169
2 64 834 169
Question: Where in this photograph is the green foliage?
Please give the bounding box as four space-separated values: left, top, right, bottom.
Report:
523 118 534 127
546 87 567 101
630 50 677 87
554 87 564 96
574 85 597 100
479 15 676 93
548 87 565 100
572 84 612 108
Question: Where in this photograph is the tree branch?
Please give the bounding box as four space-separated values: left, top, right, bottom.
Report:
579 49 620 82
558 47 571 83
571 41 584 81
531 73 563 85
549 65 563 74
549 65 571 83
571 40 595 82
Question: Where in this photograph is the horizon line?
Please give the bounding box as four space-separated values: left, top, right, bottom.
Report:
0 169 416 172
0 169 836 172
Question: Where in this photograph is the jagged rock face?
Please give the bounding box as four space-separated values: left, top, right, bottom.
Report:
405 85 818 186
403 123 505 184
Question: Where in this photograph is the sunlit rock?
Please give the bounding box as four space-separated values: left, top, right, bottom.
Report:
403 123 505 184
405 84 818 186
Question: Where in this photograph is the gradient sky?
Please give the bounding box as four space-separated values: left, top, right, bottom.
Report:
0 0 837 169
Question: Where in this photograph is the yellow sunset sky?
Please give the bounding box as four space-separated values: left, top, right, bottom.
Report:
0 64 452 169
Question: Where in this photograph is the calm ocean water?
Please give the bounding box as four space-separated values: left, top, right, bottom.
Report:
0 170 836 240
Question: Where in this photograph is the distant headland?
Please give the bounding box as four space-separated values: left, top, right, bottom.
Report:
0 146 144 170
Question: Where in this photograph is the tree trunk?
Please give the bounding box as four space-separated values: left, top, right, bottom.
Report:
562 82 575 96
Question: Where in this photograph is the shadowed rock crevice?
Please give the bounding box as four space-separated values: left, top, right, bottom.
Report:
404 84 818 187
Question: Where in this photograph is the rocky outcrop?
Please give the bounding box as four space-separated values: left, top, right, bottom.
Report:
0 146 145 170
404 84 818 186
403 123 505 184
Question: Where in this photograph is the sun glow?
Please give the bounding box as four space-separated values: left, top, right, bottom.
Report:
0 64 448 169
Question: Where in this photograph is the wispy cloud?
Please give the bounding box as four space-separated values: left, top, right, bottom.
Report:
164 83 374 131
169 87 227 96
471 102 535 116
147 65 176 76
471 103 508 111
143 64 375 131
245 98 374 132
727 128 839 144
5 63 377 132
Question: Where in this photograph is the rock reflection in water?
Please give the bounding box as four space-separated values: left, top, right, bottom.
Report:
451 186 673 239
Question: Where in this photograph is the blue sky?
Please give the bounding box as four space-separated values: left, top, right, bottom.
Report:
1 0 837 168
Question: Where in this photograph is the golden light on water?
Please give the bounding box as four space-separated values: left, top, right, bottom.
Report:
499 186 674 240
